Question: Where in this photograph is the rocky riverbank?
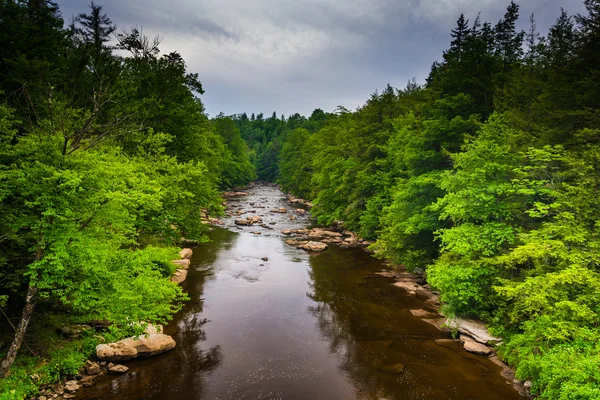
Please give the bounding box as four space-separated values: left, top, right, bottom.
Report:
32 248 194 400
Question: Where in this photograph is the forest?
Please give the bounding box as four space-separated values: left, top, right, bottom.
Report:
1 0 600 399
240 1 600 399
0 1 255 397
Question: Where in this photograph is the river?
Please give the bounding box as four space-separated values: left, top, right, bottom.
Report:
76 183 521 400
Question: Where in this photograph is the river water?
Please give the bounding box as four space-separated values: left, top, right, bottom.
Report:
76 184 521 400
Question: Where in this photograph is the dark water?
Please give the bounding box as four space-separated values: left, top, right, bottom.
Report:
77 184 521 400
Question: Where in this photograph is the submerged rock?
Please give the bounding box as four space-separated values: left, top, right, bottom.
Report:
96 333 176 361
379 363 405 374
409 309 439 318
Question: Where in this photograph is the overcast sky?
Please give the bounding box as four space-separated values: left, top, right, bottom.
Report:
56 0 585 117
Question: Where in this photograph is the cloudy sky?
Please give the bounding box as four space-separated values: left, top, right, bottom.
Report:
56 0 585 117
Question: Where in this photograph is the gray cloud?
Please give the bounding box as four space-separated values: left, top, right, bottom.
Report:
57 0 586 117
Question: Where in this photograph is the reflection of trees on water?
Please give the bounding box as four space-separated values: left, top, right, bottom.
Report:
306 253 406 400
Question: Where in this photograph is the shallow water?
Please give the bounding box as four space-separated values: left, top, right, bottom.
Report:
76 184 521 400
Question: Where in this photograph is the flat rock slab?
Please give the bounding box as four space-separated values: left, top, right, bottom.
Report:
463 340 492 355
434 338 461 349
445 318 502 344
392 281 420 292
97 333 176 361
410 309 439 318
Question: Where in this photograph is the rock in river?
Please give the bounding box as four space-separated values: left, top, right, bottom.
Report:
462 337 493 355
179 248 193 259
171 269 188 284
379 363 405 374
109 364 129 374
96 333 176 361
301 241 328 252
445 318 502 345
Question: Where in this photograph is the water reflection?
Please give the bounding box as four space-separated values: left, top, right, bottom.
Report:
306 246 518 400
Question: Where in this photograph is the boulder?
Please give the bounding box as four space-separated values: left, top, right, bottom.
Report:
84 360 101 375
171 259 191 269
301 241 328 252
234 219 253 226
170 269 188 285
261 257 269 261
109 364 129 374
179 248 193 260
294 209 307 215
308 228 343 239
281 229 292 235
96 333 176 361
445 318 502 345
247 215 263 223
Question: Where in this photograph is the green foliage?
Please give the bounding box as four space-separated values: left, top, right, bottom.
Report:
0 0 256 391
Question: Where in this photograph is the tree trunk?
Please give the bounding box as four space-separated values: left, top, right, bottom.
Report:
0 284 38 377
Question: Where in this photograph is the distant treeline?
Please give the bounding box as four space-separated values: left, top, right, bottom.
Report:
240 1 600 398
0 0 255 395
